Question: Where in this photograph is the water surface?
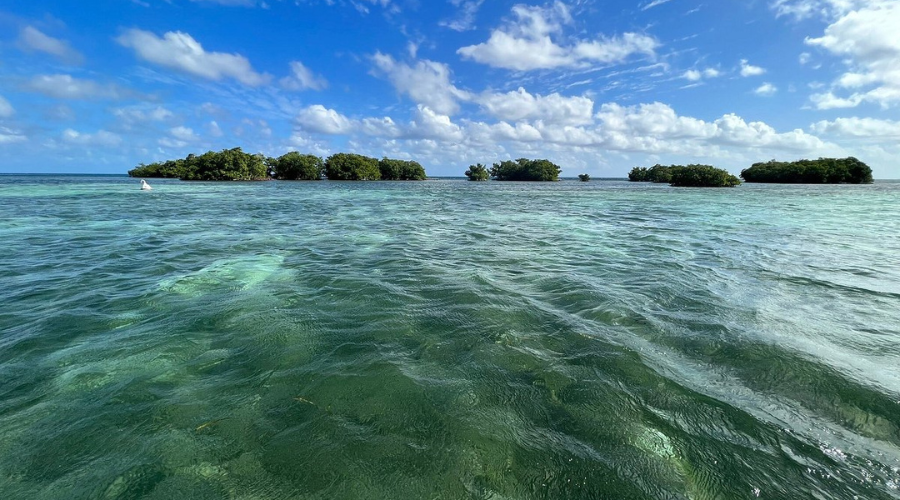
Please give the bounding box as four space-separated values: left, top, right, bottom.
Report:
1 176 898 499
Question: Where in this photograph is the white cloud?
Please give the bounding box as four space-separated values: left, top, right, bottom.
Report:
360 116 403 137
811 116 900 137
740 59 766 77
0 127 26 144
477 87 594 126
61 129 122 147
805 1 900 108
799 52 812 65
113 106 173 124
170 126 200 142
116 29 270 86
207 120 224 137
755 82 778 95
296 105 355 134
27 74 127 100
771 0 867 20
440 0 485 31
682 68 720 81
16 26 84 64
593 102 825 152
809 91 863 109
642 0 674 10
0 95 14 118
408 105 464 141
280 61 328 91
457 2 658 71
371 53 471 115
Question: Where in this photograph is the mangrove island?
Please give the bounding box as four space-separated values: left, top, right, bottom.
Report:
464 158 562 181
628 164 741 187
740 157 873 184
128 148 427 181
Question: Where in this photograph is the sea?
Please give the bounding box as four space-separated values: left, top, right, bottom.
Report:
1 175 898 499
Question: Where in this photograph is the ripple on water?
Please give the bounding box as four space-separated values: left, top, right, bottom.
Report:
0 177 899 499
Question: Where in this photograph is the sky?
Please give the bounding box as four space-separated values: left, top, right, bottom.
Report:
0 0 899 177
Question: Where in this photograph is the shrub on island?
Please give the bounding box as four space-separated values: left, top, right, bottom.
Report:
669 164 741 187
128 147 268 181
490 158 562 181
129 159 190 179
464 163 490 181
740 157 873 184
269 152 324 180
628 164 673 183
578 174 590 182
629 164 740 187
379 158 427 180
324 153 381 180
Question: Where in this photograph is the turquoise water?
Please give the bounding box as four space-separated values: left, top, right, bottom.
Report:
1 175 899 499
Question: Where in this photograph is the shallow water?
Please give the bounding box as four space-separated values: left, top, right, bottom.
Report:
1 175 898 499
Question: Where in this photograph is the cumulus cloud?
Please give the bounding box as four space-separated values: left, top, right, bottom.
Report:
682 68 721 81
805 1 900 109
290 98 829 164
170 126 200 142
371 53 471 115
457 2 658 71
754 83 778 95
116 29 270 86
476 87 594 126
280 61 328 91
740 59 766 77
16 26 84 64
592 102 825 153
811 116 900 137
296 105 355 134
61 129 122 147
408 105 465 141
0 95 14 118
26 74 128 100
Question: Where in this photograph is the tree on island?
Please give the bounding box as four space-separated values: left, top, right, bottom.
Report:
740 157 873 184
324 153 381 180
268 152 324 180
379 158 427 180
181 148 269 181
490 158 562 181
628 164 740 187
578 174 590 182
628 164 672 183
128 148 268 181
669 164 741 187
465 163 490 181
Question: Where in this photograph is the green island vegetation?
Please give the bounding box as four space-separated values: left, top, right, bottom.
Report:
628 164 741 187
376 157 427 180
467 158 562 181
128 149 427 181
128 148 268 181
740 157 873 184
268 152 324 180
578 173 590 182
464 163 490 181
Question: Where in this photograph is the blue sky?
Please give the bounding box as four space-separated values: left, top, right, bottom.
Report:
1 0 898 177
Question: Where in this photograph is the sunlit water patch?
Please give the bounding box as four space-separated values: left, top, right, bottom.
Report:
1 175 899 499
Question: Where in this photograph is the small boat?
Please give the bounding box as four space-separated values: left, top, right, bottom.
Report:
140 179 153 191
